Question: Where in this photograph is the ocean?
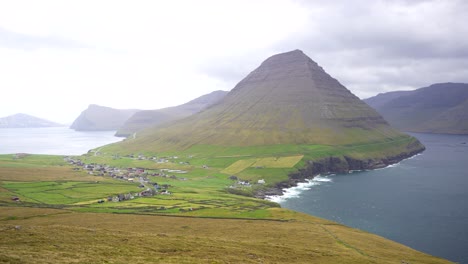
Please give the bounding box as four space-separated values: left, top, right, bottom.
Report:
0 127 123 155
271 133 468 263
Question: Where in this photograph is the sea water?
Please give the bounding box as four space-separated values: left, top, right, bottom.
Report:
272 133 468 263
0 127 123 155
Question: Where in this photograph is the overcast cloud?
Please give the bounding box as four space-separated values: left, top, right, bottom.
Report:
0 0 466 123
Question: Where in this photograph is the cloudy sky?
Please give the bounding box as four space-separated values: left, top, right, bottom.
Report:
1 0 467 124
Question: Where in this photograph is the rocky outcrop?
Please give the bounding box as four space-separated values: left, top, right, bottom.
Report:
255 145 425 199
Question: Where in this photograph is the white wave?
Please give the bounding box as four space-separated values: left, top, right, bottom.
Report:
266 175 332 203
313 176 332 182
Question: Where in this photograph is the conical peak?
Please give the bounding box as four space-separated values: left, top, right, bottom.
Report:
259 49 321 70
234 49 331 91
262 49 307 63
122 49 407 149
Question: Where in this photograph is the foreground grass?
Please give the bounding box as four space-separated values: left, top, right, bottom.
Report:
0 207 452 264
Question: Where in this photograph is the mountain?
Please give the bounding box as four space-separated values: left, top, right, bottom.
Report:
117 49 422 153
70 105 139 131
0 113 62 128
364 83 468 134
115 90 228 137
364 90 415 109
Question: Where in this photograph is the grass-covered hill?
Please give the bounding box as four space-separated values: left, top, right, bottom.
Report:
0 113 62 128
0 154 451 263
70 104 139 131
365 83 468 134
115 90 228 137
109 50 423 156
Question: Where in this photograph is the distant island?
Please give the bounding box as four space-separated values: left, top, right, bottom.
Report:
70 105 139 131
0 113 62 128
365 83 468 134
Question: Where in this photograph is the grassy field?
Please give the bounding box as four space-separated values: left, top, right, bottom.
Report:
0 207 452 264
0 153 278 217
0 136 422 216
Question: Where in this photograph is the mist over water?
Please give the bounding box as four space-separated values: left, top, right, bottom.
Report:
277 133 468 263
0 127 123 155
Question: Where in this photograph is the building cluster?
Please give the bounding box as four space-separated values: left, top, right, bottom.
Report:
63 156 176 202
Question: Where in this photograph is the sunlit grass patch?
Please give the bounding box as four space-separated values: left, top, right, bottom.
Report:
221 159 257 175
251 155 303 168
221 155 303 175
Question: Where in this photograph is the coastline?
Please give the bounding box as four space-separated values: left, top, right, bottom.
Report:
254 146 425 200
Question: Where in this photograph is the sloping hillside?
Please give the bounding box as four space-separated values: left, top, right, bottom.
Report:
115 90 227 137
119 50 415 151
0 207 451 264
365 83 468 134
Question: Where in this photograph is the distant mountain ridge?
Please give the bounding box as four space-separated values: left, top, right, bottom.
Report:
117 49 422 152
70 105 139 131
0 113 62 128
115 90 228 137
364 83 468 134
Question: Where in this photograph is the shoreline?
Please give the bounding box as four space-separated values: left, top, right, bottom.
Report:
254 147 425 200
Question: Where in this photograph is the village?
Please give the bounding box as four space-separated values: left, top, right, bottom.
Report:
63 155 179 203
63 154 266 203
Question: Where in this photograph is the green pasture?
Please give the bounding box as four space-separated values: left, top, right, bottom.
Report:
3 180 140 204
0 136 421 218
0 154 67 167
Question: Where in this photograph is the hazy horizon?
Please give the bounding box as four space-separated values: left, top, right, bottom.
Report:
1 0 467 123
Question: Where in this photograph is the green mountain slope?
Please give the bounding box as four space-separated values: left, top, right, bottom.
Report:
115 90 228 137
119 50 415 151
70 104 139 131
365 83 468 134
0 113 62 128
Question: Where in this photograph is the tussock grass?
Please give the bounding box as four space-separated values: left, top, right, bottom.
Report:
0 207 452 264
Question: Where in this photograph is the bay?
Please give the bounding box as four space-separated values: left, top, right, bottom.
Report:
276 133 468 263
0 127 123 155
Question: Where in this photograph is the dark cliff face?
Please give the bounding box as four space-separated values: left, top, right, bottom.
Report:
255 144 426 199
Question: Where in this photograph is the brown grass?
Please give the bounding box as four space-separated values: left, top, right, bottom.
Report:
0 207 452 264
